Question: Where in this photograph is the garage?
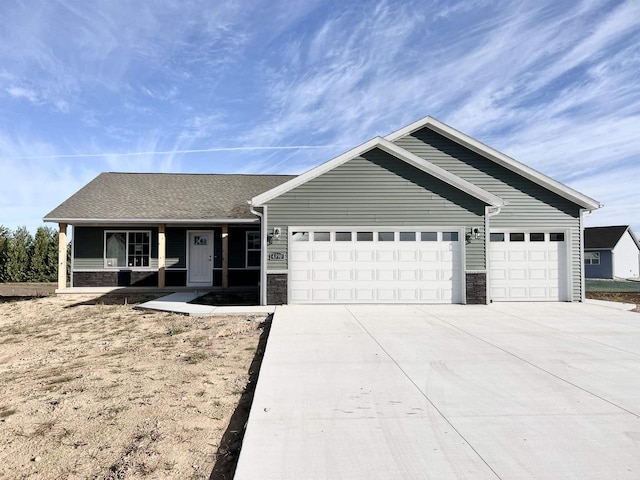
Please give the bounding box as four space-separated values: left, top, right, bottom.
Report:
489 231 569 301
288 228 464 304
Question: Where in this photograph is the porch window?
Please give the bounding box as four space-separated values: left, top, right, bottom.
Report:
104 231 151 268
246 231 261 268
585 252 600 265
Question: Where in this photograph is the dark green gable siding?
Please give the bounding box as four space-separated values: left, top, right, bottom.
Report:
265 147 488 271
394 128 582 300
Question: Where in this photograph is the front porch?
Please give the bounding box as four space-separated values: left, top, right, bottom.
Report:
57 222 262 291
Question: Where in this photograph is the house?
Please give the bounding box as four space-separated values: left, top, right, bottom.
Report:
584 226 640 279
45 116 602 304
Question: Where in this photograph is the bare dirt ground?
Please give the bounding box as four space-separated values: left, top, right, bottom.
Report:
587 291 640 312
0 294 267 480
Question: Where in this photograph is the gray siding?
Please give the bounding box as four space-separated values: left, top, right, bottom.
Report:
265 148 487 271
585 250 613 279
394 128 583 301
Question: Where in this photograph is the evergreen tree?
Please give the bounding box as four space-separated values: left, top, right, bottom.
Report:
6 227 34 282
0 226 9 282
31 226 58 281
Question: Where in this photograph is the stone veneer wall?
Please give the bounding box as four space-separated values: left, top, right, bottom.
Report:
266 274 287 305
465 272 487 304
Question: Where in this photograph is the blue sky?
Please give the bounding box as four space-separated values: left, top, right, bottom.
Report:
0 0 639 233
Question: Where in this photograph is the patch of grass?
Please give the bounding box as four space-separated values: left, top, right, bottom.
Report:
0 407 17 418
184 352 208 365
48 375 78 385
166 322 188 336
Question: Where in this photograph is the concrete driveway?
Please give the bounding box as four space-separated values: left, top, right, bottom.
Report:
234 303 640 479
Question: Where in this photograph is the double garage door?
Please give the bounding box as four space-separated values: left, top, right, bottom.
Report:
289 228 463 304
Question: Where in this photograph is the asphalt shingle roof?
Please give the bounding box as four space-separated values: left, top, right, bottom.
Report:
584 226 629 249
44 173 296 221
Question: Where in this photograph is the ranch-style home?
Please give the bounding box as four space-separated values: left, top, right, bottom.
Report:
45 116 602 305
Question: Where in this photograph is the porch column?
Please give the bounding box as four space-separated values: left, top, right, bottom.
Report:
222 224 229 288
58 223 67 290
158 224 166 288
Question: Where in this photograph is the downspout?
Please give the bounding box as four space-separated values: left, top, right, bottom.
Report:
249 202 267 306
484 206 502 304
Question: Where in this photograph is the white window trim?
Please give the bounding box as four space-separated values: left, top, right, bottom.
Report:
585 251 600 265
246 230 261 269
104 230 152 269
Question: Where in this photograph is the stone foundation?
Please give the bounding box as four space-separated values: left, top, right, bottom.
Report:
267 274 288 305
465 272 487 304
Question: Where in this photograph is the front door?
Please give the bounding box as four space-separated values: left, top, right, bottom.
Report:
187 231 214 286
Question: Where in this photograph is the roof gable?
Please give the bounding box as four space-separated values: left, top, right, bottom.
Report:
385 116 601 210
251 137 504 208
585 226 640 250
44 173 295 223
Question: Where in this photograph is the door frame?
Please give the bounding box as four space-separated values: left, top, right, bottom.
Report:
186 230 214 287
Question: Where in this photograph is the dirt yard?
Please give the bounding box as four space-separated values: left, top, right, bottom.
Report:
587 291 640 312
0 294 268 480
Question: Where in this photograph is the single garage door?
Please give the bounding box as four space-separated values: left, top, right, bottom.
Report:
489 231 568 301
289 228 463 304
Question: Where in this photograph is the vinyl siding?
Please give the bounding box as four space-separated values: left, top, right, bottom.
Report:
585 250 613 279
265 147 487 271
394 128 583 301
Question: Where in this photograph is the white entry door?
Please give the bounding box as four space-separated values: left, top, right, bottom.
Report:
187 231 213 286
289 228 463 304
489 231 568 301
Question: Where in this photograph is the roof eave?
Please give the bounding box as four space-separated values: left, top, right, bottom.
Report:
43 217 259 224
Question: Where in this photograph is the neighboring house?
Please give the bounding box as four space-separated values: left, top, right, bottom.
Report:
45 116 601 305
584 226 640 279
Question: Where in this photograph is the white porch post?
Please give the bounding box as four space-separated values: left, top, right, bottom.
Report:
158 224 166 288
222 224 229 288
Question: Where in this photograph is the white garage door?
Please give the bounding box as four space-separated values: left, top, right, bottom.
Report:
489 231 568 301
289 228 463 304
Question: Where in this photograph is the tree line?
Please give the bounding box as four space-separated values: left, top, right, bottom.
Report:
0 225 62 283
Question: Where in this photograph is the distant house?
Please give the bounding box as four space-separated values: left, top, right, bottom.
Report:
45 116 602 304
584 226 640 279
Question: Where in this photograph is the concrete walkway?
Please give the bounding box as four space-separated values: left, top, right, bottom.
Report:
235 302 640 479
136 292 275 316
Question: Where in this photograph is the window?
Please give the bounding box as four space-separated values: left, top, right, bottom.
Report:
443 232 459 241
357 231 373 241
510 233 525 242
490 233 505 242
585 252 600 265
399 232 416 241
105 231 150 268
530 233 545 242
550 233 565 242
335 232 352 241
314 232 330 241
292 231 309 241
421 232 437 241
378 232 394 241
246 231 261 268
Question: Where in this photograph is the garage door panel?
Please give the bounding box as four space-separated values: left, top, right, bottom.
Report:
334 250 353 262
377 269 396 281
376 250 396 262
376 289 396 301
355 250 374 262
508 250 527 261
421 269 438 281
334 269 353 281
398 289 419 301
529 287 548 298
334 289 353 301
509 269 527 280
399 269 418 281
291 270 310 281
356 269 375 281
398 250 418 262
312 289 332 301
355 288 375 301
312 269 332 281
290 288 311 302
420 250 439 262
529 250 546 261
291 250 311 262
529 269 546 280
313 250 332 262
